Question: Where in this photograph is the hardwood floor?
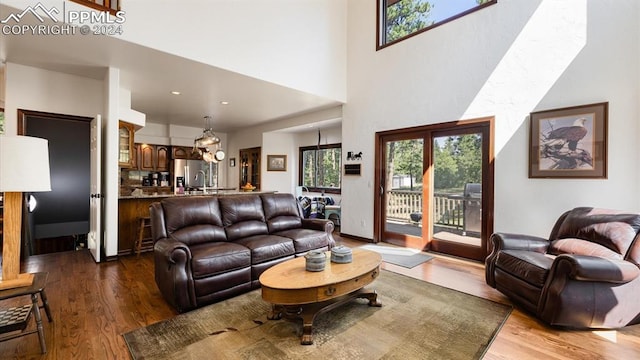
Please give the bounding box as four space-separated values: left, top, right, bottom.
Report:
0 235 638 359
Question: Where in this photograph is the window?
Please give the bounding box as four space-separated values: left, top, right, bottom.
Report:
299 144 342 193
377 0 497 49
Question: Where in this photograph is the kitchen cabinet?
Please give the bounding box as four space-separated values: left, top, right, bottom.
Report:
156 145 169 171
139 144 154 170
118 121 135 168
135 143 170 171
239 147 261 190
171 146 203 160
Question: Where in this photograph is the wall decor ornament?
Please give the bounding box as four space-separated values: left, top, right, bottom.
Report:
529 102 608 179
267 155 287 171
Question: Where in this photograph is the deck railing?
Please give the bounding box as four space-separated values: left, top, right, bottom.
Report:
386 190 464 229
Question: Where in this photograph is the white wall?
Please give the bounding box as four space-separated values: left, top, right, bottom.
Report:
261 132 296 193
120 0 347 102
259 124 343 195
0 0 347 102
344 0 640 239
226 106 342 190
3 63 103 135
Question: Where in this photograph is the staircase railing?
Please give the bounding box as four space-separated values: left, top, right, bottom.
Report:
69 0 120 15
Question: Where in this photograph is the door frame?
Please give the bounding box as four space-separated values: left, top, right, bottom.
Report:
18 109 94 255
374 117 495 259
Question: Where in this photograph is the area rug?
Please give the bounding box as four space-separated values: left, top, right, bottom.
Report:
360 244 434 268
123 271 511 359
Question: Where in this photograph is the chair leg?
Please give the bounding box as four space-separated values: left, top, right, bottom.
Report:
40 289 52 322
136 218 144 257
31 293 47 354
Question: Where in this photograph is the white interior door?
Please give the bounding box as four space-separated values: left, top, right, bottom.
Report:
89 115 102 262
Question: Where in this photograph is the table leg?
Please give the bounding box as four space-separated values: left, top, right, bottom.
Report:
31 293 47 354
267 304 282 320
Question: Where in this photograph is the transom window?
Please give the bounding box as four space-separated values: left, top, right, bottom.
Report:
377 0 497 49
299 144 342 194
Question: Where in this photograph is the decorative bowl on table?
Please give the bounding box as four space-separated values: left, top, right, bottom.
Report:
241 183 256 192
331 245 353 263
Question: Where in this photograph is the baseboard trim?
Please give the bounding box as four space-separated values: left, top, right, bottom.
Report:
339 232 375 243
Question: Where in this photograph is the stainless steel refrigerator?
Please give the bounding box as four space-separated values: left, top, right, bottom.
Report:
173 159 217 193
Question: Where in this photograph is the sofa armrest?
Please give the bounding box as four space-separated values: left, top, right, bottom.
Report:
490 232 550 253
551 254 640 284
485 232 550 287
301 218 336 248
302 218 334 232
153 237 196 312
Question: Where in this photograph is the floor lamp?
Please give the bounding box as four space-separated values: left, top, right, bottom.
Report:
0 135 51 290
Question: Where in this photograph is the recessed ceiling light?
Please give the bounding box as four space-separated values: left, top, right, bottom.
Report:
220 101 229 105
170 91 181 95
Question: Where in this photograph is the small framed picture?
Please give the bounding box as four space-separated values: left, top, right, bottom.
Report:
267 155 287 171
229 158 236 167
529 102 608 179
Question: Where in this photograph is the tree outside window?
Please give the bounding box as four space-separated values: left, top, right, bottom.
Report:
379 0 496 48
299 144 341 193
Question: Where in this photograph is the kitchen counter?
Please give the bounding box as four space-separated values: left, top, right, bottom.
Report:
119 190 274 200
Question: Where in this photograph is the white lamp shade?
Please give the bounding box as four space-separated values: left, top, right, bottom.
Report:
0 135 52 192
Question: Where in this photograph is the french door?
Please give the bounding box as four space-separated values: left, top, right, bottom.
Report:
374 118 494 261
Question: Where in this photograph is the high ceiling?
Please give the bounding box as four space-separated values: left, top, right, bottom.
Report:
0 3 342 133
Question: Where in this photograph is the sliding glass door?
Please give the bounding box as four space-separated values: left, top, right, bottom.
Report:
374 119 493 261
380 136 428 249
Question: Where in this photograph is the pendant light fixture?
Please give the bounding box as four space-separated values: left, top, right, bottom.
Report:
194 115 225 163
194 115 220 147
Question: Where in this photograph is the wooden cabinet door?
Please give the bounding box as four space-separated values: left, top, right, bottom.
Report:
172 146 189 159
156 146 169 171
132 143 140 169
118 121 134 168
139 144 155 171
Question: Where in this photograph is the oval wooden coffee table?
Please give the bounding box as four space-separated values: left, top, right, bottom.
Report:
259 248 382 345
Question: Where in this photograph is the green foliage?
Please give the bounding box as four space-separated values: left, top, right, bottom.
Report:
393 139 423 189
302 147 341 189
433 135 482 190
385 0 434 42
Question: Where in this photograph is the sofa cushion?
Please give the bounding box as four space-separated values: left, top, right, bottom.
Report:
495 250 553 288
162 196 226 246
556 207 640 256
234 234 295 264
261 193 303 233
219 195 269 241
549 238 623 260
274 228 329 253
189 242 251 279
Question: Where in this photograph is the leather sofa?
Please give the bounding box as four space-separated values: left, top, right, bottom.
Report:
150 192 336 312
486 207 640 328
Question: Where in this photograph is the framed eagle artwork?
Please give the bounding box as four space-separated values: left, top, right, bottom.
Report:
529 102 608 178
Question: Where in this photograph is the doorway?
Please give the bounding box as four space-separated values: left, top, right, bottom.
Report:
18 110 92 255
374 118 494 261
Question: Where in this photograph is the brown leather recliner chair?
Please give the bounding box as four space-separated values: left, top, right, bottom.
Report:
486 207 640 328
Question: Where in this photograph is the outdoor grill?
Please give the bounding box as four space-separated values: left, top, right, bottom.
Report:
463 183 482 235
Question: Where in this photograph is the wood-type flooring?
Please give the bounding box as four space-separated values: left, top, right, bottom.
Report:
0 235 638 359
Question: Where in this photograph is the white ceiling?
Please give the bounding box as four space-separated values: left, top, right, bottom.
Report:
0 3 342 133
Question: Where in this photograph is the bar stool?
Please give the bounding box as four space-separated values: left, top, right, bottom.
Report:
135 216 152 257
